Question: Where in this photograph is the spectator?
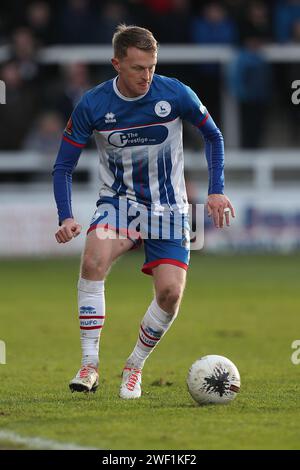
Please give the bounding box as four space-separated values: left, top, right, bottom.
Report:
142 0 174 14
142 0 191 43
282 19 300 144
274 0 300 43
23 111 64 156
227 36 272 148
190 2 237 45
0 11 6 45
124 0 154 25
0 0 28 42
52 62 92 121
10 27 40 84
0 61 39 150
95 1 132 44
224 0 248 25
190 2 238 125
239 1 272 44
56 0 97 44
25 1 54 46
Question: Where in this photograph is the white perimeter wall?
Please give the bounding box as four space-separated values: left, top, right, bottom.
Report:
0 150 300 256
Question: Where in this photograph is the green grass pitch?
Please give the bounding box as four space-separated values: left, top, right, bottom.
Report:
0 253 299 450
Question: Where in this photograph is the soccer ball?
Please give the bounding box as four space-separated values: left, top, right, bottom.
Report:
187 355 240 405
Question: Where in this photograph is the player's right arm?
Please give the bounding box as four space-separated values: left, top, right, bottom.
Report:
55 217 82 244
52 94 93 243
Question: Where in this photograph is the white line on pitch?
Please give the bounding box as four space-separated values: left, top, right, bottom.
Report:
0 430 99 450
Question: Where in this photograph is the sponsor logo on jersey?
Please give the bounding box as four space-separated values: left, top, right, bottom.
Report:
105 112 116 123
108 125 168 148
65 117 73 135
154 101 171 117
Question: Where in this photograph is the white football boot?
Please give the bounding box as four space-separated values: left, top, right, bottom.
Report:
119 367 142 399
69 364 99 393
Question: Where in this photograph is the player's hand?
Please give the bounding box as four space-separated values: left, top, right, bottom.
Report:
55 218 82 243
206 194 235 228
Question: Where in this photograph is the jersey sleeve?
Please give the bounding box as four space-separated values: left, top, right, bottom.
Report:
176 80 225 195
176 80 209 127
52 139 82 224
53 93 94 224
63 94 93 147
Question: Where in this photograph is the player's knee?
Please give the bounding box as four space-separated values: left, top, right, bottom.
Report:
157 284 183 311
81 253 109 280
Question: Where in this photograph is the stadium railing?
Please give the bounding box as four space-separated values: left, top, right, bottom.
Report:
1 44 300 146
0 149 299 193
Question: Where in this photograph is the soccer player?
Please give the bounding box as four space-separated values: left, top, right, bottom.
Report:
53 25 235 399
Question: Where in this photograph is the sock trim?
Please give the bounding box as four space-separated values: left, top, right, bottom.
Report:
78 278 105 293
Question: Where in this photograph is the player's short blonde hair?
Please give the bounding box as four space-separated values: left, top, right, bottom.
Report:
112 24 158 59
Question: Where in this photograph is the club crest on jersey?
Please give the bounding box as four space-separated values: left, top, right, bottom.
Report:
105 112 116 124
154 101 171 117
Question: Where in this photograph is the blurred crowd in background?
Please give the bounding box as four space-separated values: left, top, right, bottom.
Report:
0 0 300 154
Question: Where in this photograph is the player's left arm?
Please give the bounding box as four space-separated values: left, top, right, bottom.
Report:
177 80 235 228
198 114 235 228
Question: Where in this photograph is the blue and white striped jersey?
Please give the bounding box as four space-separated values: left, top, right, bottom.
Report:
53 74 224 223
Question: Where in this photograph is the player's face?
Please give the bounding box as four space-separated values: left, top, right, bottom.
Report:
112 47 157 98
